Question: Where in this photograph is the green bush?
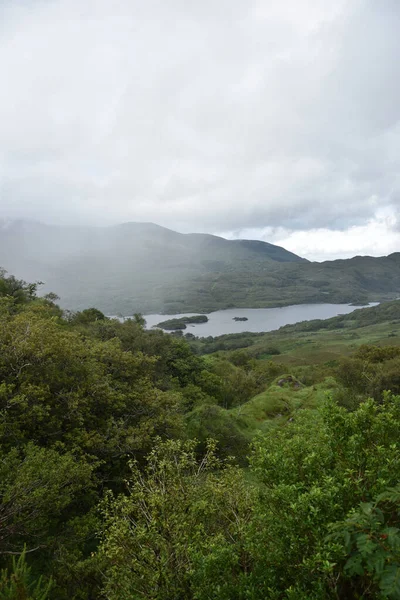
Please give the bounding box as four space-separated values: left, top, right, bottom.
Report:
0 549 52 600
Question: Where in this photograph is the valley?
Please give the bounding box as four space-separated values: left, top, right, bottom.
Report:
1 220 399 314
143 302 378 336
0 268 400 598
2 2 399 596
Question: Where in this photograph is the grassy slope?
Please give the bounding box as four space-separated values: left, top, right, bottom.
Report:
220 323 399 438
252 301 400 365
228 378 332 435
205 301 400 438
250 322 397 366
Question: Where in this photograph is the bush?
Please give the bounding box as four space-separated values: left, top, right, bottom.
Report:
0 549 53 599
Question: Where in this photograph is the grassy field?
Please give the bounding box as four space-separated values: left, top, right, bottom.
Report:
216 320 399 438
252 319 400 366
228 376 333 434
199 301 400 439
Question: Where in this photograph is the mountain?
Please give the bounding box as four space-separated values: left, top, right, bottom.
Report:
0 220 399 314
0 220 305 313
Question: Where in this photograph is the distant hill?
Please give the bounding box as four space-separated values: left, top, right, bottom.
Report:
0 220 305 313
277 298 400 334
0 220 399 314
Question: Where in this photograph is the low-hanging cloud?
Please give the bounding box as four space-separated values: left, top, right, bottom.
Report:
0 0 399 258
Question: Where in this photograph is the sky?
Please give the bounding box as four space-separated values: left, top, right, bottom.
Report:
0 0 399 261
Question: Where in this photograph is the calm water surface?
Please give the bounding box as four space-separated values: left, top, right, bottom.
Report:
142 304 376 338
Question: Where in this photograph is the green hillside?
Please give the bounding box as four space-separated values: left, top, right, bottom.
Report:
166 252 400 313
191 299 400 360
1 269 400 599
1 220 399 313
0 220 305 313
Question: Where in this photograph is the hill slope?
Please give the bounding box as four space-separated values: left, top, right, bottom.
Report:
0 220 305 313
0 220 399 313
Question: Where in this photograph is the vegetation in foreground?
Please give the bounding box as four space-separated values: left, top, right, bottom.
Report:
0 268 400 599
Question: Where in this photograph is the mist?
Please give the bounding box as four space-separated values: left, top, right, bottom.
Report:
1 219 398 315
0 0 399 259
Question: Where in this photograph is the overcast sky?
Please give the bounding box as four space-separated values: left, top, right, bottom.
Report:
0 0 399 261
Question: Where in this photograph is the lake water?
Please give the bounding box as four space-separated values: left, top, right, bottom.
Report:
142 303 376 338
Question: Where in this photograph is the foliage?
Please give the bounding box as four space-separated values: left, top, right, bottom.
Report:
0 305 184 462
1 268 400 598
98 393 400 599
0 444 94 555
0 269 41 306
329 485 400 599
156 315 208 330
0 548 52 600
99 439 255 600
67 307 106 324
248 393 400 597
335 344 400 406
185 404 249 462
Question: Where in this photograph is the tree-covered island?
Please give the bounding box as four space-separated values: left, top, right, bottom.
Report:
155 314 208 330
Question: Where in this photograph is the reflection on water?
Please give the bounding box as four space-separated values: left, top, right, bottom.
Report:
139 303 377 338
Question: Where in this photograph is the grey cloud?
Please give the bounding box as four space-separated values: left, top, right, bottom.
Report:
0 0 399 238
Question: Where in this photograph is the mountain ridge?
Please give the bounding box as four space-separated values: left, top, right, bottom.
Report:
0 220 399 314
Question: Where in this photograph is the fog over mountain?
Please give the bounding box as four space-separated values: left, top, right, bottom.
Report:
0 1 399 260
1 219 399 314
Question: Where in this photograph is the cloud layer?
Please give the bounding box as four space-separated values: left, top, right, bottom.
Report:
0 0 399 258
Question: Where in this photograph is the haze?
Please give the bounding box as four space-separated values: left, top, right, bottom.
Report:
0 0 399 260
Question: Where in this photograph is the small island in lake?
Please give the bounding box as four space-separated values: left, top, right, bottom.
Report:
155 315 208 330
233 316 248 322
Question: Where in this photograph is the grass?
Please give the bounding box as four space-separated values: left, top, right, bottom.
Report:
228 376 335 435
251 320 400 367
208 313 400 438
194 302 400 449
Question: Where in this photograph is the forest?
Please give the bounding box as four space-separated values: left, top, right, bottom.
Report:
0 268 400 599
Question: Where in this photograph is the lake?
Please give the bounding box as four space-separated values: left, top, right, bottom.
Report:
142 303 377 338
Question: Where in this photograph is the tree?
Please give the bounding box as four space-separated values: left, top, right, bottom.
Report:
69 307 106 324
133 313 146 327
0 548 53 599
0 269 41 305
98 439 255 600
43 292 60 304
249 393 400 598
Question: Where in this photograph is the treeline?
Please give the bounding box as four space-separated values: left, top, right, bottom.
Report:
183 299 400 357
277 299 400 334
0 270 399 599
